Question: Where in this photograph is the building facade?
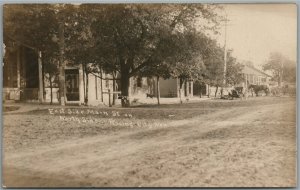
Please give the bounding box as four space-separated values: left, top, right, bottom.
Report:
3 44 40 102
2 44 116 106
240 64 271 88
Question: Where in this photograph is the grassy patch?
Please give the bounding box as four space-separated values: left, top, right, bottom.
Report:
3 106 20 112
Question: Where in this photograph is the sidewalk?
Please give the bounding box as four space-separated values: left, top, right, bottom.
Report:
2 96 212 113
132 96 211 105
2 102 88 114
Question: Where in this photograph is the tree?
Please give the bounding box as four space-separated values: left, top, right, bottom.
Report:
263 52 296 86
4 4 78 105
89 4 221 107
202 41 224 97
282 59 296 84
201 42 243 98
225 54 244 86
4 4 223 106
43 57 59 104
139 32 180 105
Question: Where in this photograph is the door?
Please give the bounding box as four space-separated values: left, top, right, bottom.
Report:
65 69 80 101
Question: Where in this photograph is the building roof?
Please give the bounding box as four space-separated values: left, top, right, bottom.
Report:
242 65 271 78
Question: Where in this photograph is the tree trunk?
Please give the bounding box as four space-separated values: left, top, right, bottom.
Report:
50 76 53 105
199 84 202 98
179 78 184 104
156 76 160 105
112 72 116 105
82 63 86 103
215 86 219 97
100 68 103 102
42 59 46 101
120 74 130 107
120 61 130 107
58 22 65 106
208 84 210 98
85 69 89 105
38 51 44 103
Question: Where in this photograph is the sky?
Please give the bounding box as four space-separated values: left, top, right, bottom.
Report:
213 4 297 69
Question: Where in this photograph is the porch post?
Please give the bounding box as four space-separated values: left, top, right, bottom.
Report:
79 65 85 104
186 81 189 97
206 84 209 96
38 51 44 103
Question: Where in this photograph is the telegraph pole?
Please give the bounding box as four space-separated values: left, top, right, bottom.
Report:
221 13 228 98
38 51 44 103
58 20 66 106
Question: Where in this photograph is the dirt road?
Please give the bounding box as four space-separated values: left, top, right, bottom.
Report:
2 97 296 187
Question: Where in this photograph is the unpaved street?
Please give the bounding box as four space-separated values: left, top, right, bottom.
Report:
3 97 296 187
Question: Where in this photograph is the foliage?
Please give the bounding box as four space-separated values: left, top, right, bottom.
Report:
87 4 222 106
263 52 296 85
4 4 59 54
226 55 244 85
202 40 224 87
4 4 249 106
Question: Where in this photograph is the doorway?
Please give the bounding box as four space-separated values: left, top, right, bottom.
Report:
65 69 80 101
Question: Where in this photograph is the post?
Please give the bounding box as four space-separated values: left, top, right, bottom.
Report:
112 72 116 105
58 21 66 106
100 68 103 102
38 51 44 103
108 88 112 107
221 13 228 98
186 81 189 97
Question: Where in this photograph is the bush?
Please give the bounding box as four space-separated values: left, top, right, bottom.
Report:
269 86 296 97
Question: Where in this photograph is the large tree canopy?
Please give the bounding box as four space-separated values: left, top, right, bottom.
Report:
4 4 245 106
87 4 222 106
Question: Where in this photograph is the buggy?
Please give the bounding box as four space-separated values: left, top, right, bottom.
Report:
228 89 241 99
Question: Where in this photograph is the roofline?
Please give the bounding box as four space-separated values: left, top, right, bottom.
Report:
243 65 272 78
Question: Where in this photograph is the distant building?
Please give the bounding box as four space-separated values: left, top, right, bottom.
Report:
129 77 194 99
240 63 271 88
202 62 272 98
2 43 115 106
3 43 40 102
3 41 196 105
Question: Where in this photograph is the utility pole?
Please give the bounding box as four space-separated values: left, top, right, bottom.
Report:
38 51 44 103
58 21 66 106
221 13 228 98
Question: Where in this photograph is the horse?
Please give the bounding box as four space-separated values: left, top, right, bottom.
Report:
248 84 269 96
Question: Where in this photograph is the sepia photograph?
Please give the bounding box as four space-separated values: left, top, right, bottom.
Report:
1 3 297 188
